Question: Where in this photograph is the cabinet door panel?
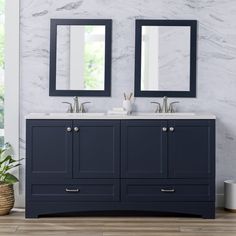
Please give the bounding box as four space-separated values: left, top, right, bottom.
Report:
121 121 167 178
73 120 120 178
26 120 72 179
168 120 215 178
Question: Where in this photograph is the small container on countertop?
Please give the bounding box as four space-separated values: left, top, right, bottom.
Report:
122 100 132 114
123 92 133 115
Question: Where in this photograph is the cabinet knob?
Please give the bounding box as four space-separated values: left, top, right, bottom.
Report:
74 127 79 132
66 127 72 132
162 127 167 132
169 127 175 132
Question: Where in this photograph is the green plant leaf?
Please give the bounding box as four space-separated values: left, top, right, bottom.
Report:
1 165 9 173
0 143 24 184
3 173 19 184
0 144 14 160
9 158 17 164
0 155 11 165
0 156 20 166
7 163 21 171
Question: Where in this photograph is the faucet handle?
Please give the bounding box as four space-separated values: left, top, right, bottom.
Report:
62 102 73 113
151 102 161 113
168 101 179 113
80 102 91 113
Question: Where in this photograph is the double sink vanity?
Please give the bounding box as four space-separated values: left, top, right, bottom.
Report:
26 111 215 219
26 18 216 219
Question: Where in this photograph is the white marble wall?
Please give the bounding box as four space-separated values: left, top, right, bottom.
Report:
19 0 236 206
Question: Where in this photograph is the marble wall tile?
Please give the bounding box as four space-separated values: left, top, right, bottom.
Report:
19 0 236 206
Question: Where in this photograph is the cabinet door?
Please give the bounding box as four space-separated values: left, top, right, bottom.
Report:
26 120 73 180
73 120 120 178
168 120 215 178
121 120 167 178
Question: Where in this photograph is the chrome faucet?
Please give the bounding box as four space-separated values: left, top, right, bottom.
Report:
62 97 91 113
73 96 80 113
162 96 168 113
151 96 179 113
62 102 73 113
168 101 180 113
79 102 91 113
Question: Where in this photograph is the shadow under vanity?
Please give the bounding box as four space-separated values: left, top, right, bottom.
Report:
25 19 216 219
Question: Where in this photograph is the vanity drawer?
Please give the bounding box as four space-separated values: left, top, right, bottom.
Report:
121 179 213 202
29 179 120 202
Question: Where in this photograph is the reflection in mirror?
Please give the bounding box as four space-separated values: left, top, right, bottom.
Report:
141 26 190 91
49 19 112 97
135 20 197 97
56 25 105 91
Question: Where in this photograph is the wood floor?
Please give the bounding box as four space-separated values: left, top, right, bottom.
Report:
0 209 236 236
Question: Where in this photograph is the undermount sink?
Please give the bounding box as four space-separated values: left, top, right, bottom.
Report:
134 112 195 116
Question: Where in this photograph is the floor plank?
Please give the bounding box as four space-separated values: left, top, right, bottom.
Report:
0 209 235 236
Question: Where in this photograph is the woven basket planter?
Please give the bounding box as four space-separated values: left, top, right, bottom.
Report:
0 183 14 215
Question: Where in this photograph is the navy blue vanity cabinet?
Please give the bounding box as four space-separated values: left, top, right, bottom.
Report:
73 120 120 178
26 119 120 218
121 120 168 178
26 118 215 219
120 119 215 219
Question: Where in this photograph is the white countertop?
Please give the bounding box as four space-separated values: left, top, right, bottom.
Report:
25 112 216 120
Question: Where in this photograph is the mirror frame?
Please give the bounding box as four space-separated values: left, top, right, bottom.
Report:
49 19 112 96
134 19 197 97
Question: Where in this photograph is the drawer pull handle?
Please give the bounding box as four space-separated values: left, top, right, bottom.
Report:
161 189 175 193
169 127 175 132
65 188 80 193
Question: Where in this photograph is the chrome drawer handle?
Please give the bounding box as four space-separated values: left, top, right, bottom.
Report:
65 188 80 193
169 127 175 132
161 189 175 193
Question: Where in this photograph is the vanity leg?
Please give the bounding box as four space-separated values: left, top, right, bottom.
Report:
202 211 215 219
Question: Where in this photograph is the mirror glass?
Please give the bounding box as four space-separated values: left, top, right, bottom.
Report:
141 26 190 91
135 20 197 97
56 25 105 90
49 19 112 97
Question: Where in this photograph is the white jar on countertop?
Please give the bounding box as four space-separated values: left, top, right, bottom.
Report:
122 100 132 114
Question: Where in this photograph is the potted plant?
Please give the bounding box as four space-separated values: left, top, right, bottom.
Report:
0 143 22 215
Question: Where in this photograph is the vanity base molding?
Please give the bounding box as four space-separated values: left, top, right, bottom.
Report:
26 201 215 219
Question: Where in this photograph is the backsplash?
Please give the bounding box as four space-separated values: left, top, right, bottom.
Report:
19 0 236 206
